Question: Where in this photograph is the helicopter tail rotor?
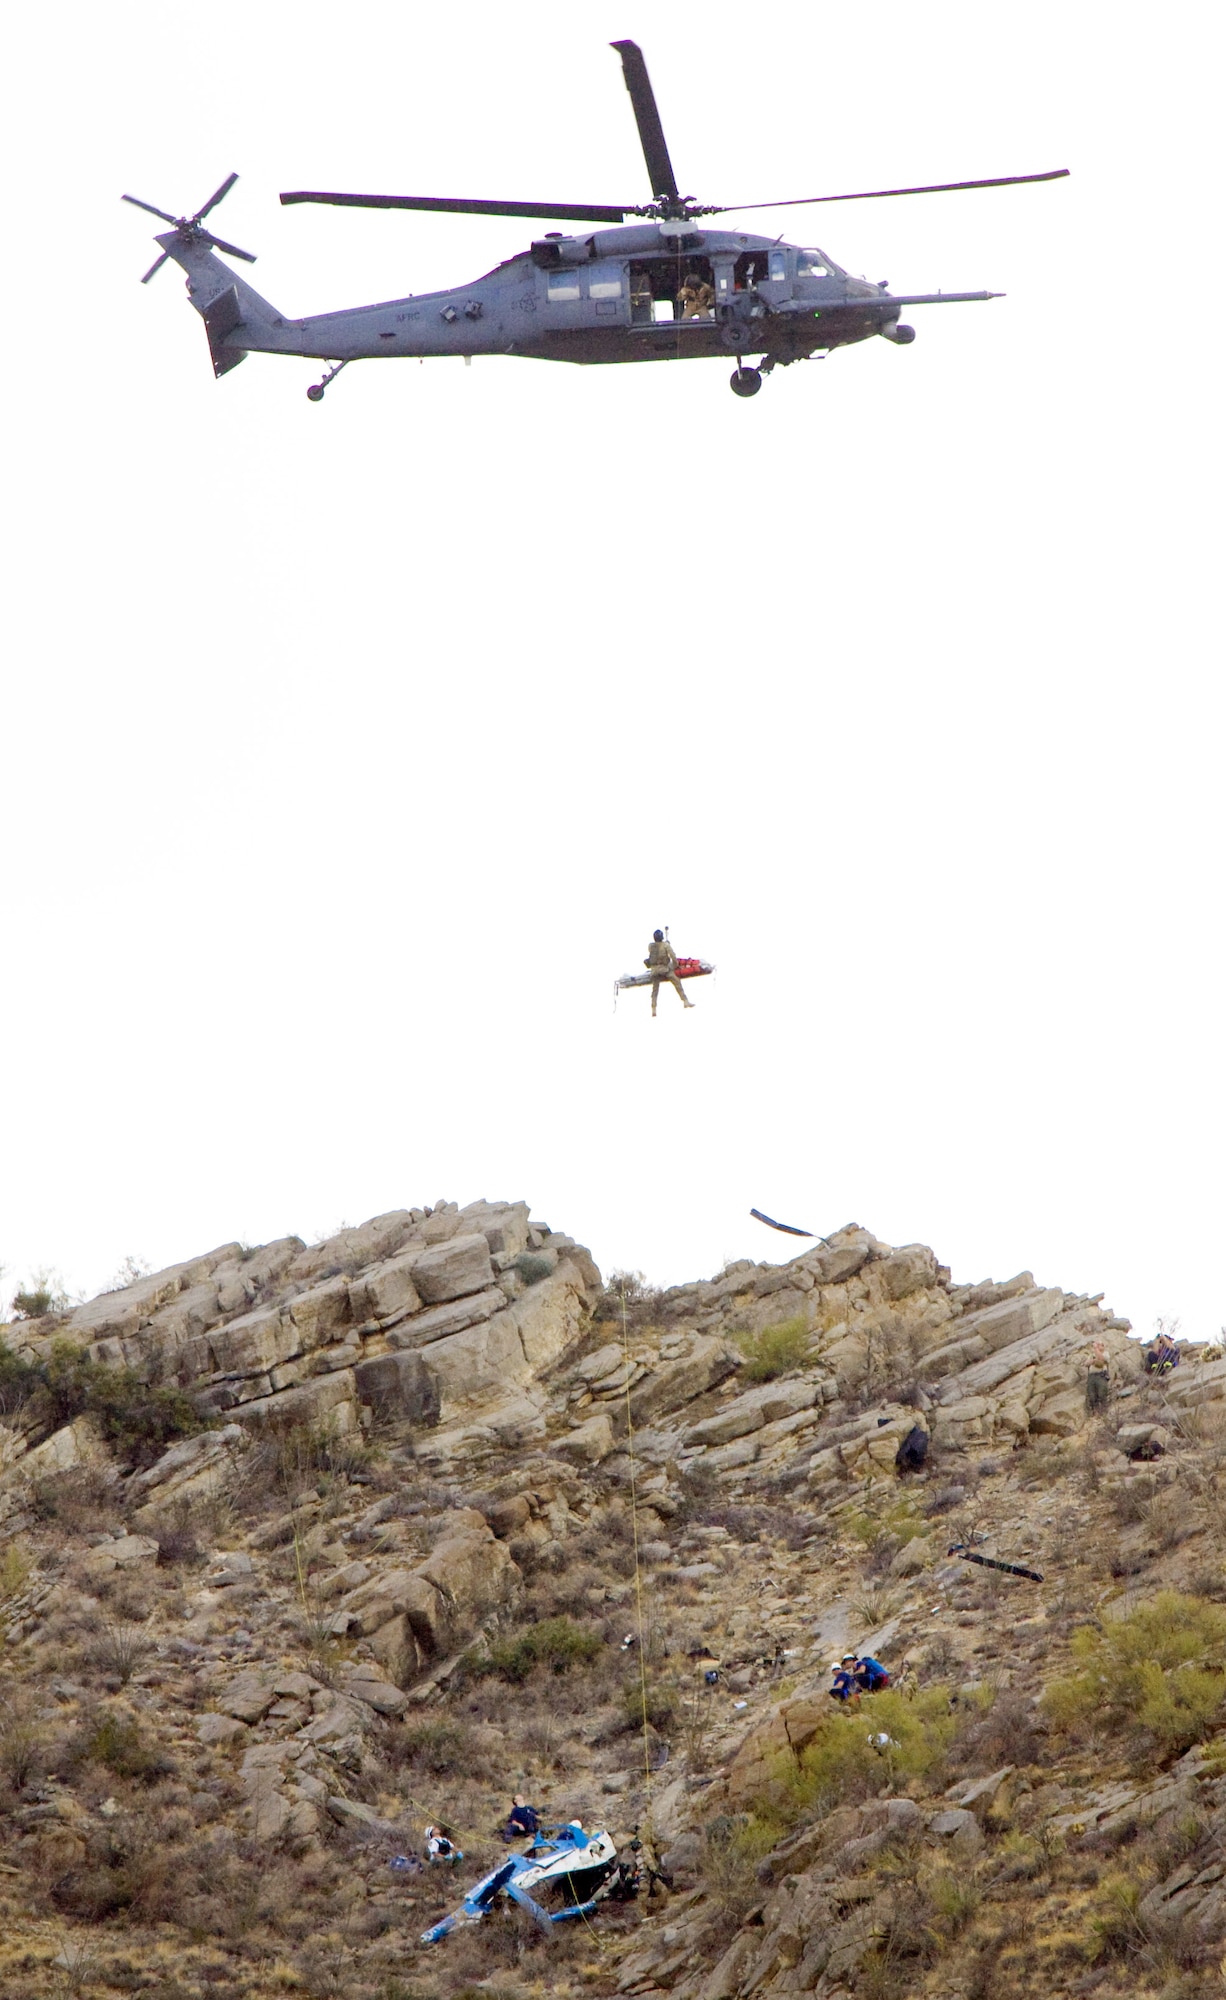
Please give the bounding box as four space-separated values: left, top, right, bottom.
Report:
122 173 257 281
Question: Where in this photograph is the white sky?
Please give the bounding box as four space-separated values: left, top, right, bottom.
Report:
2 2 1222 1341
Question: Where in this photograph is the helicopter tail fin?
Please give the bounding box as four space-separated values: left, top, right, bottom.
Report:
153 229 293 377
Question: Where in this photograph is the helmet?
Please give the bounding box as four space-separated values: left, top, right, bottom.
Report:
653 929 664 941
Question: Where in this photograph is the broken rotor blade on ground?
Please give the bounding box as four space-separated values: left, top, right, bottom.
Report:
948 1546 1044 1583
749 1208 814 1237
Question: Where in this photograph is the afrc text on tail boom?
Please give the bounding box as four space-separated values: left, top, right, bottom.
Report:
124 40 1067 400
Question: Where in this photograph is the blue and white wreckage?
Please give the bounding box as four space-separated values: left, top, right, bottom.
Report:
123 40 1067 400
421 1822 634 1944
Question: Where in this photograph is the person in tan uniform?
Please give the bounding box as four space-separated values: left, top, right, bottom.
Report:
645 929 694 1015
677 273 715 318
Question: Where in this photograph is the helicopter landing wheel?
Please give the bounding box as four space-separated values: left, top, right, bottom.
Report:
306 384 325 403
729 365 762 398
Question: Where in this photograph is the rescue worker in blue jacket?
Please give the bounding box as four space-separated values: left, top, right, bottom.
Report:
828 1657 860 1702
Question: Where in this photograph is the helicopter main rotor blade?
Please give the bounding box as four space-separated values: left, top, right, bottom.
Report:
123 193 180 224
611 40 680 205
280 189 630 223
193 171 239 222
709 168 1069 213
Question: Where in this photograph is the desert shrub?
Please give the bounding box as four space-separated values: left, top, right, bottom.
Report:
514 1253 554 1286
12 1286 55 1319
594 1270 666 1326
86 1711 174 1782
26 1342 201 1470
30 1463 123 1532
91 1620 153 1685
384 1720 473 1776
240 1415 367 1504
733 1315 813 1383
1043 1592 1226 1753
700 1813 777 1919
0 1716 45 1792
1086 1871 1204 1972
623 1676 679 1735
773 1688 956 1821
1112 1475 1158 1525
0 1539 32 1608
155 1507 202 1567
924 1485 969 1517
0 1338 42 1416
473 1615 602 1683
948 1690 1043 1770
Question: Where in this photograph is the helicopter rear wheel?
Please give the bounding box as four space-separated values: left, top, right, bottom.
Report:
306 384 325 402
729 366 762 398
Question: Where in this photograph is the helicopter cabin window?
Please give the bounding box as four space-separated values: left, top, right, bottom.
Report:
588 276 622 299
768 249 789 284
796 249 834 278
546 271 582 302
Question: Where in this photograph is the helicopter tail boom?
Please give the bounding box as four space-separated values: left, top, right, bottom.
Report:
152 230 300 375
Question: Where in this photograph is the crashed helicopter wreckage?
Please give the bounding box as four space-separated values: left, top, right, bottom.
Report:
122 39 1067 401
421 1822 634 1943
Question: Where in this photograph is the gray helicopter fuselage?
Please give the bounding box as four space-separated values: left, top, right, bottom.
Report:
163 220 902 372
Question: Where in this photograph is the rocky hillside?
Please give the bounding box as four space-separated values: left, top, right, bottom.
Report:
1 1202 1225 1999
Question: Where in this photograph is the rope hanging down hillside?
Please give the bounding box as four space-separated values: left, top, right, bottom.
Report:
620 1281 655 1837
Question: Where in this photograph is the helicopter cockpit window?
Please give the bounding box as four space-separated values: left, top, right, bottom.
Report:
796 249 834 278
546 271 582 302
768 249 789 284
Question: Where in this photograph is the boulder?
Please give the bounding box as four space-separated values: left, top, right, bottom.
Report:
370 1613 426 1687
458 1200 532 1259
128 1425 245 1522
353 1351 440 1426
924 1290 1066 1383
812 1230 877 1284
82 1534 159 1577
342 1675 409 1716
482 1494 531 1538
218 1673 279 1724
555 1413 616 1464
233 1370 356 1430
62 1245 242 1342
1031 1390 1086 1437
877 1245 939 1301
207 1307 297 1379
327 1794 388 1830
413 1312 534 1416
288 1211 418 1286
347 1254 422 1328
570 1343 624 1385
197 1712 246 1747
627 1337 742 1425
416 1518 522 1649
512 1268 597 1373
286 1277 352 1349
386 1287 503 1348
684 1378 820 1448
928 1806 983 1853
412 1234 495 1305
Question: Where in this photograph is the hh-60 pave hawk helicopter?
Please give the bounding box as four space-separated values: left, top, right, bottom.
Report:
124 39 1067 401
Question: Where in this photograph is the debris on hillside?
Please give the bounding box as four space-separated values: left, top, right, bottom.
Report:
2 1203 1226 1995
